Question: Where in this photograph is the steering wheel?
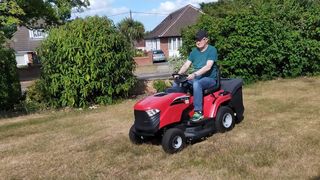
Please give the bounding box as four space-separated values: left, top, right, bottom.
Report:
172 73 188 84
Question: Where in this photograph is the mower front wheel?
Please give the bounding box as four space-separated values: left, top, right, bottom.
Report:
129 125 144 144
162 128 186 154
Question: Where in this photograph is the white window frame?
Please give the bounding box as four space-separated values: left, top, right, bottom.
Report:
168 37 182 51
145 38 160 51
29 29 48 40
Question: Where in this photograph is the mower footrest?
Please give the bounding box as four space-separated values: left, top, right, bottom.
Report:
184 125 215 140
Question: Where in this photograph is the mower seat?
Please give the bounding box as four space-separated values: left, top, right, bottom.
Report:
203 67 221 96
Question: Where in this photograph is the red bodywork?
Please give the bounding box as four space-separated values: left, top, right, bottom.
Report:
134 90 231 129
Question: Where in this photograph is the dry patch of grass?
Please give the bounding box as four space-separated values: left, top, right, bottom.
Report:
0 77 320 179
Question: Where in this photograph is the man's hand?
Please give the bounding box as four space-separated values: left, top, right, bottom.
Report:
187 73 196 80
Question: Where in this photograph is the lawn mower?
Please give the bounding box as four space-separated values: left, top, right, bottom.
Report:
129 70 244 154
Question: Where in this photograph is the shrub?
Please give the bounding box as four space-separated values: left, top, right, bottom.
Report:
38 16 136 108
22 80 47 112
168 56 194 74
153 80 171 92
181 0 320 83
0 47 21 111
134 49 146 57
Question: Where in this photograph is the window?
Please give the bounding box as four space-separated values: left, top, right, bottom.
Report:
168 37 182 51
29 29 48 39
146 39 160 51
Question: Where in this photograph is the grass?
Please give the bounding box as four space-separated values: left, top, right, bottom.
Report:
1 77 320 179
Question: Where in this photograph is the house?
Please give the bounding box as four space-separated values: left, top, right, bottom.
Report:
145 4 202 58
134 39 146 51
10 26 47 67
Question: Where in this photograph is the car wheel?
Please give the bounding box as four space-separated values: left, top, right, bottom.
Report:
215 106 235 133
161 128 186 154
129 125 144 144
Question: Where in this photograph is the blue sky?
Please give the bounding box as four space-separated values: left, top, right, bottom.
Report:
72 0 218 31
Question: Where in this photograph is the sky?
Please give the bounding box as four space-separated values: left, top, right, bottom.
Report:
72 0 218 31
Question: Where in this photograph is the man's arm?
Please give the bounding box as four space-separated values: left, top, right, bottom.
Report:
178 60 192 74
187 60 214 80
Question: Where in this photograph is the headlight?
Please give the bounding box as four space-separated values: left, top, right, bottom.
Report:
146 109 160 117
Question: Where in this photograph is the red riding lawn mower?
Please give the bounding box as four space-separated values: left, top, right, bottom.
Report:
129 70 244 154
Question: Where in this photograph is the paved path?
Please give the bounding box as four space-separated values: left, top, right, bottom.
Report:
20 63 173 93
135 62 173 80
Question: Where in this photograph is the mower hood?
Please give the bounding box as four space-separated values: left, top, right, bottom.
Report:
134 92 187 111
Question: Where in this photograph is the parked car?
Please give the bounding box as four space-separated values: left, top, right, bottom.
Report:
152 50 166 63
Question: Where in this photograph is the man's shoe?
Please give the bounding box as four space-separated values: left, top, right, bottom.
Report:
191 111 203 122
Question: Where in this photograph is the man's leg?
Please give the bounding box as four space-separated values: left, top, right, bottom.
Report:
192 77 216 121
192 77 216 115
166 82 186 93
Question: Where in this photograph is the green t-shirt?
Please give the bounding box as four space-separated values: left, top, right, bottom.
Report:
188 45 218 79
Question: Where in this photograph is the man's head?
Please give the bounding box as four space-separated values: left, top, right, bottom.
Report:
195 29 209 50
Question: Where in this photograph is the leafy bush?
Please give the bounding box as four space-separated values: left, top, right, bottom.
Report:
168 56 194 74
153 80 171 92
38 16 136 108
0 47 21 111
181 0 320 82
22 80 47 112
134 49 146 57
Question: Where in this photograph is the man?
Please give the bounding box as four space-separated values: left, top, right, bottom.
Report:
174 29 218 122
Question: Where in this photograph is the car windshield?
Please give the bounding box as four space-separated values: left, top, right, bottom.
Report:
153 50 163 54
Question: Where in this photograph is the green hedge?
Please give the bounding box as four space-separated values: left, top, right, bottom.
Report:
37 16 136 108
0 47 21 110
181 0 320 82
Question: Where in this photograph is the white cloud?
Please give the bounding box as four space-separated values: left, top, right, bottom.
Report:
149 0 217 15
72 0 129 18
71 0 218 30
73 0 218 19
159 1 177 12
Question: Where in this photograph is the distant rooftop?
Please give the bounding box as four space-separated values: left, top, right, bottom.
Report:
145 4 202 39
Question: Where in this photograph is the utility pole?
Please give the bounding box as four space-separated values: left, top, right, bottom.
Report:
129 10 132 19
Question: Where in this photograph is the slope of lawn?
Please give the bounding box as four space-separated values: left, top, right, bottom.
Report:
0 77 319 179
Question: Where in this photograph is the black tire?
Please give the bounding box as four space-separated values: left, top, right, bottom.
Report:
161 128 186 154
215 106 235 133
129 125 144 144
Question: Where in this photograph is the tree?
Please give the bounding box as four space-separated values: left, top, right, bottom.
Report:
0 0 90 39
117 18 145 47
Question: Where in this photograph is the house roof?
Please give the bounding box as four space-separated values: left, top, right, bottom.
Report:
145 4 202 39
10 26 42 52
134 39 145 47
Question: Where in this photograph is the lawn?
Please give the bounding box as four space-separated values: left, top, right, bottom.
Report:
0 77 319 179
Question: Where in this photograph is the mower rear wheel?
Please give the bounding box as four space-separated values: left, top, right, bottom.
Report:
215 106 235 133
129 125 144 144
162 128 186 154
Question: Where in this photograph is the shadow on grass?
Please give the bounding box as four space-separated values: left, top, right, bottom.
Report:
0 110 29 119
132 131 218 151
309 176 320 180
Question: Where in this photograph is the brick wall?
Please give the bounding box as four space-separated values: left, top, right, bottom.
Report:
160 38 169 58
134 51 153 66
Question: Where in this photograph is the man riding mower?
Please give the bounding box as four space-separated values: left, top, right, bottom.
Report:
129 72 244 154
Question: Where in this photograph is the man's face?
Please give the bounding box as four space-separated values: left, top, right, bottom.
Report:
195 37 208 50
